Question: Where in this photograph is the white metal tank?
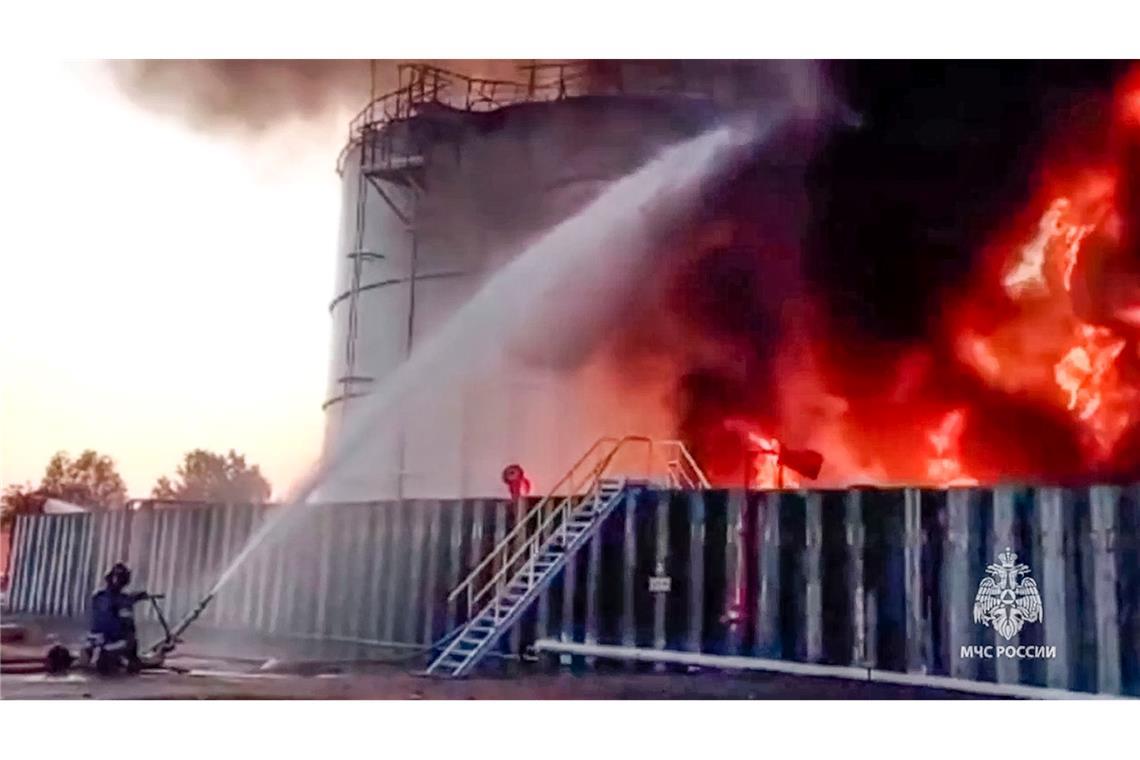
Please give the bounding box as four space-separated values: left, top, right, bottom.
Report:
322 62 804 500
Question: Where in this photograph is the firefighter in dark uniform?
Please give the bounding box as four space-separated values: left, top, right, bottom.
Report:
89 562 148 673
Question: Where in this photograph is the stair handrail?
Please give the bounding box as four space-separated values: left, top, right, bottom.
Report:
446 436 621 606
447 436 711 618
450 436 627 619
430 437 709 676
452 434 636 613
463 437 703 617
467 460 618 621
672 441 712 489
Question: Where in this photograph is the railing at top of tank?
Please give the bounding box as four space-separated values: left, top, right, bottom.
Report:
336 64 549 174
335 61 744 174
344 63 586 135
523 60 747 104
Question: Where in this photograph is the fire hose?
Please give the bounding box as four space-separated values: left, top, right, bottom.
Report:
150 588 464 666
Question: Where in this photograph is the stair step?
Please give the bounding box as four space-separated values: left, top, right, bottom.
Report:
480 609 512 620
427 479 631 679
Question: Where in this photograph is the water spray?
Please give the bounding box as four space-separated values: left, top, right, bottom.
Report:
157 115 786 653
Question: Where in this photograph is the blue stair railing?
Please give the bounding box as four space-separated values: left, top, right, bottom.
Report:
425 436 709 677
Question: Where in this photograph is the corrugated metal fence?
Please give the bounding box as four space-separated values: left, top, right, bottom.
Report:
5 486 1138 695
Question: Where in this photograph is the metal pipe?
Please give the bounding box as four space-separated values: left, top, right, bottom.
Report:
531 639 1116 700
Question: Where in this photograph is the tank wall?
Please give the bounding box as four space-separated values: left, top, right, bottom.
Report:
325 98 717 500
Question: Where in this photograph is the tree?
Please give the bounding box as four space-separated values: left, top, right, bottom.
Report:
152 449 271 503
1 483 47 528
40 450 128 509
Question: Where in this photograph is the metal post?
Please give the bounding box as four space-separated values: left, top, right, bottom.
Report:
904 488 925 674
755 491 781 657
687 490 706 654
7 516 28 612
992 487 1019 685
652 491 670 670
1038 487 1069 690
1090 486 1121 694
804 491 823 663
945 489 974 680
621 489 637 665
725 489 747 656
585 528 602 666
382 502 403 642
406 501 428 643
561 521 577 650
846 490 866 667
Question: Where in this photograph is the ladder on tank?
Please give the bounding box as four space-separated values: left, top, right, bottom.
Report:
425 436 710 678
338 63 431 497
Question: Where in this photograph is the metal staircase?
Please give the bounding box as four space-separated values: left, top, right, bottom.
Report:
425 436 709 678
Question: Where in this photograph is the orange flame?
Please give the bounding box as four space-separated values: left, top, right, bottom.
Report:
925 409 977 486
744 430 801 490
1054 324 1131 456
955 172 1135 465
695 68 1140 488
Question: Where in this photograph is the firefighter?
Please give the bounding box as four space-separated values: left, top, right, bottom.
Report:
501 463 532 500
88 562 148 673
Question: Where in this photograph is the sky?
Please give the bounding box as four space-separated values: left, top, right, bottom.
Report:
0 62 348 498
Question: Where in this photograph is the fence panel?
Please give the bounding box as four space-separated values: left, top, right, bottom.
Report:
4 486 1137 696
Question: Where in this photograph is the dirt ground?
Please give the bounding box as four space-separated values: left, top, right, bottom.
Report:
3 663 995 700
0 616 993 700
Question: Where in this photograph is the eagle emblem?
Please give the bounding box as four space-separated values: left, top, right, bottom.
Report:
973 548 1043 641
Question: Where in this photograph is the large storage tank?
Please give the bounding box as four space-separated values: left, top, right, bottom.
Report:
322 62 805 500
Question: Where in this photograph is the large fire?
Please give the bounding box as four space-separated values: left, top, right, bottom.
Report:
956 173 1132 461
680 66 1140 490
745 430 802 489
